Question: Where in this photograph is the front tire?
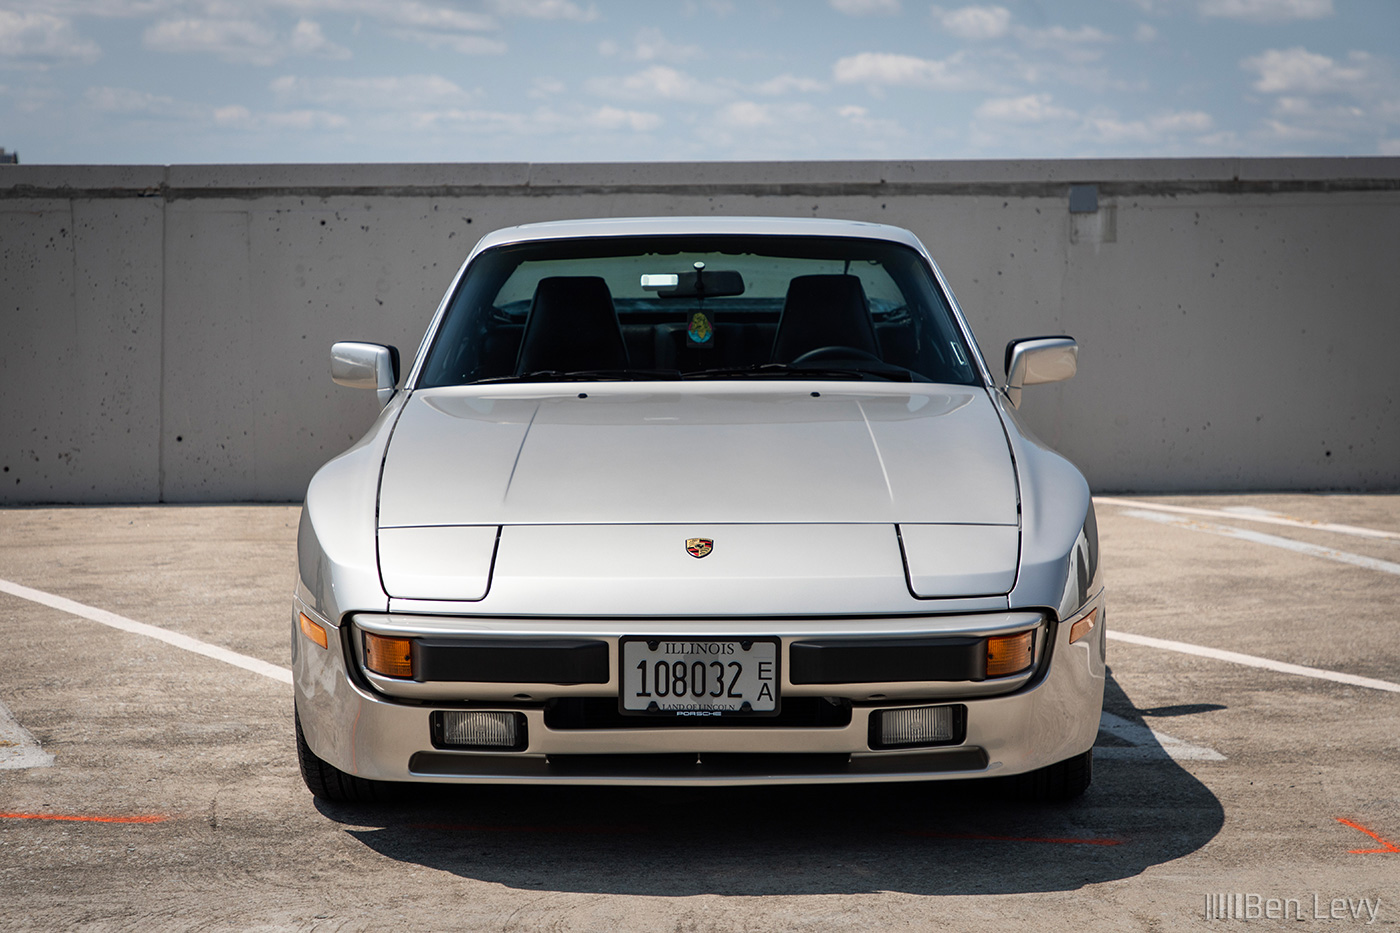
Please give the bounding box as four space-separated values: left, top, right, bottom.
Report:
1006 748 1093 803
295 707 394 803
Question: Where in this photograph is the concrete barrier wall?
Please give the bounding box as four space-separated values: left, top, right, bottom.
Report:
3 158 1398 503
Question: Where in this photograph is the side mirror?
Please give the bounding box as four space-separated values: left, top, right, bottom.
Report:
331 342 400 407
1003 336 1077 409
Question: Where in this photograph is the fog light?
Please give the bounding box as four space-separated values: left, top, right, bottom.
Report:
364 631 413 678
1069 608 1099 644
298 612 328 650
434 711 526 751
870 705 961 749
986 631 1034 678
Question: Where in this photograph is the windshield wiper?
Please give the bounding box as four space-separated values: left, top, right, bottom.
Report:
683 363 913 382
471 369 683 385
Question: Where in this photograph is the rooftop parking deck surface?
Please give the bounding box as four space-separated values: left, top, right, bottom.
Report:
0 495 1397 931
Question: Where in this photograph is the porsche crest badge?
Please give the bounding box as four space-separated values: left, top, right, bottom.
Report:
685 537 714 559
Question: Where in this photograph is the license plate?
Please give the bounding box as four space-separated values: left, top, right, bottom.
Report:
620 638 780 716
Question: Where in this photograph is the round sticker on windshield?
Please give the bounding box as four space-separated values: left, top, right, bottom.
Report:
687 311 714 347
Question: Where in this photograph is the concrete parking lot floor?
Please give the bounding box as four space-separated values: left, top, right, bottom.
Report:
0 495 1397 932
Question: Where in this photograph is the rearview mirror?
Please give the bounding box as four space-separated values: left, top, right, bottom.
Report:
332 342 400 407
640 268 745 298
1003 336 1077 409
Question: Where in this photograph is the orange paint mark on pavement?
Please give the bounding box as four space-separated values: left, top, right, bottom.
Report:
1337 818 1400 854
0 812 168 824
904 830 1123 847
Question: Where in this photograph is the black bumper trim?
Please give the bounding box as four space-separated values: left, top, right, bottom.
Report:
407 747 990 779
788 636 985 685
412 637 610 684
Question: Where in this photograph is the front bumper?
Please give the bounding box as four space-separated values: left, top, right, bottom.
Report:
293 599 1105 786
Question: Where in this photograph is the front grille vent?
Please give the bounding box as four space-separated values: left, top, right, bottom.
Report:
543 696 852 730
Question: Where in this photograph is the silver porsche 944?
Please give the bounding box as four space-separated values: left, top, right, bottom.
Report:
293 216 1105 802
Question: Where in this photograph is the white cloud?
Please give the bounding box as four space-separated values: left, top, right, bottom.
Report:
832 51 973 90
1260 95 1387 141
270 74 481 109
1087 109 1214 142
262 1 496 31
529 76 567 98
701 99 907 159
635 27 701 62
373 2 496 31
391 29 506 54
488 0 598 21
1134 23 1158 42
0 0 190 18
975 93 1076 124
1195 129 1246 150
681 0 736 15
289 19 350 58
934 5 1011 40
1199 0 1333 23
588 105 662 131
718 100 773 127
588 65 726 102
0 82 62 113
143 17 282 64
277 0 504 53
214 103 253 126
84 85 200 118
829 0 900 14
145 15 356 64
266 108 349 129
404 103 665 139
1242 47 1372 94
1241 47 1400 146
0 11 100 66
599 27 702 63
753 73 826 95
970 92 1217 152
213 102 347 130
1015 24 1114 62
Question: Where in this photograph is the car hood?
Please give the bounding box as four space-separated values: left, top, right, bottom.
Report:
377 384 1018 528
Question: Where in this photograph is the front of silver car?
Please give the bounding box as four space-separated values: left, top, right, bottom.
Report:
292 217 1105 801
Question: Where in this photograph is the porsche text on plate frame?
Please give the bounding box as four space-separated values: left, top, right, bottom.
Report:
294 216 1104 802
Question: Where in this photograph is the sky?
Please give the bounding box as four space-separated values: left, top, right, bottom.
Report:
1 0 1397 164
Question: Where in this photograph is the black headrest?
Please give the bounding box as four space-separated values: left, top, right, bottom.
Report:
515 276 629 375
770 275 879 363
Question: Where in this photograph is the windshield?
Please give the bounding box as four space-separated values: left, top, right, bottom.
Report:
417 234 980 387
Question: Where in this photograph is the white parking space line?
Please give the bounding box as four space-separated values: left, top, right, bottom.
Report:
1 698 54 770
1118 509 1400 577
1096 711 1225 761
1108 631 1400 694
1096 497 1400 541
0 577 292 686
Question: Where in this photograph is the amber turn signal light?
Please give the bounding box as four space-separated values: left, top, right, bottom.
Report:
986 631 1034 678
298 612 328 650
364 631 414 678
1069 608 1099 645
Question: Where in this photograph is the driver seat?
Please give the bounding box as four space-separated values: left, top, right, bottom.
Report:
769 274 880 363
